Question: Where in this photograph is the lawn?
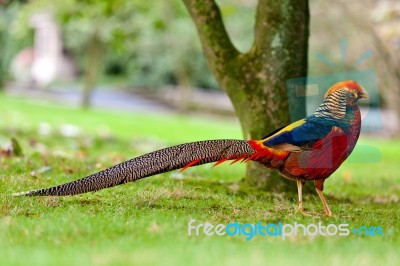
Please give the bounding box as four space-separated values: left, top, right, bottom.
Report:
0 94 399 266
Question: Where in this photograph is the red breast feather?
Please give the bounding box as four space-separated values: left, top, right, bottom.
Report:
284 111 362 182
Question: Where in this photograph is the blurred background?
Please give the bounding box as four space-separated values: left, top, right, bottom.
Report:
0 0 399 135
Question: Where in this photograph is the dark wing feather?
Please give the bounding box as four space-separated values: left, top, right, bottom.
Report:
261 124 289 140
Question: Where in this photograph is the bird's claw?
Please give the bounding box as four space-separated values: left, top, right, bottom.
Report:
298 208 333 217
297 207 312 216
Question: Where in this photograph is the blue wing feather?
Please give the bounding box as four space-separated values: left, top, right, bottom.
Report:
262 118 334 147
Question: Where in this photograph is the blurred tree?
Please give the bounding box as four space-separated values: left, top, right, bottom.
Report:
14 0 141 108
52 0 141 108
0 0 29 88
309 0 400 135
124 1 212 111
183 0 309 190
0 5 7 88
14 0 219 108
126 1 219 92
340 0 400 135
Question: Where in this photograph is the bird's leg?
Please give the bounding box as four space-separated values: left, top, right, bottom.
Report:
296 180 310 216
315 188 332 217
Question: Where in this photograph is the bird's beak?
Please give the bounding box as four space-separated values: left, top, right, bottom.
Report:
358 91 369 100
358 86 369 100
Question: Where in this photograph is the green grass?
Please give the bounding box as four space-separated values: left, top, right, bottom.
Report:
0 94 399 266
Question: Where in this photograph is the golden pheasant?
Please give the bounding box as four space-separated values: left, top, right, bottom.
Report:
13 80 368 216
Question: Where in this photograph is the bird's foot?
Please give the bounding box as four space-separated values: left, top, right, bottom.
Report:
324 209 333 217
297 207 312 216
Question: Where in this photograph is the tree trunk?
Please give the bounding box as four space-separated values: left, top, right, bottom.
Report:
183 0 309 191
82 33 102 109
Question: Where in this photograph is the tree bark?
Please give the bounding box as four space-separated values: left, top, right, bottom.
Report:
183 0 309 191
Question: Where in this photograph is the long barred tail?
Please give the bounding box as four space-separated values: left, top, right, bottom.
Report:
13 139 256 197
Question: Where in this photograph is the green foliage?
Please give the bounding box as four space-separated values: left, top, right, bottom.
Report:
0 1 32 87
12 0 140 73
0 95 399 265
10 0 224 89
9 0 257 90
123 1 217 89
